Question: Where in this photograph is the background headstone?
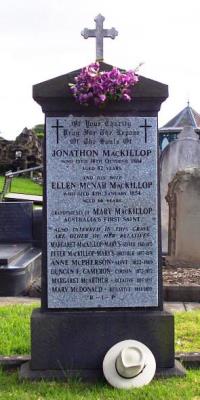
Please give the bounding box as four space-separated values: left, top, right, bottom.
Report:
0 202 42 296
0 202 32 242
166 167 200 266
160 126 200 253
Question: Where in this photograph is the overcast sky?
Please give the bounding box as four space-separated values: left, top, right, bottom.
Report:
0 0 200 139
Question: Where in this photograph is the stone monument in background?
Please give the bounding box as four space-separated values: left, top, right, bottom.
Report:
167 167 200 266
20 15 184 380
160 126 200 253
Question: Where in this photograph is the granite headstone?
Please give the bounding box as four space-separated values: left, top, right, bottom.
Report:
19 61 185 381
20 18 184 379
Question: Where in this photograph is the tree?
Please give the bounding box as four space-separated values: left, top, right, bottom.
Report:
32 124 44 139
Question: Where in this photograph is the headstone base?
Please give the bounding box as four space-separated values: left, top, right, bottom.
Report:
20 360 186 381
23 308 181 380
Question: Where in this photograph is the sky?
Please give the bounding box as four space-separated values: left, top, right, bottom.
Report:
0 0 200 140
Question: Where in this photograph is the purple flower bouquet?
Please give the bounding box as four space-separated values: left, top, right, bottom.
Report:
69 63 139 106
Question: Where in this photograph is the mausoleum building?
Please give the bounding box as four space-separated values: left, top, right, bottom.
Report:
159 103 200 150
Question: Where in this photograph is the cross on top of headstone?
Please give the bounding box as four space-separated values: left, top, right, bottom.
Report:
81 14 118 61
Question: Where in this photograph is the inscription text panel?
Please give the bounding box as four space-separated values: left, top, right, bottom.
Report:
46 116 158 308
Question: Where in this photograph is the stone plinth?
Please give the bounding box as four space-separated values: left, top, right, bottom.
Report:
21 308 176 380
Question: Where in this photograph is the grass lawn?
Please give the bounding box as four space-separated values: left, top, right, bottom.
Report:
0 369 199 400
0 305 38 355
175 311 200 352
0 306 199 399
0 176 4 192
0 176 42 196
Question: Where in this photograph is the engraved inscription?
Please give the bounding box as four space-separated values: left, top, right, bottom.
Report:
46 116 158 308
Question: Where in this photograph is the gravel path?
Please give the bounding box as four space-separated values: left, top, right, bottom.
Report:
163 267 200 286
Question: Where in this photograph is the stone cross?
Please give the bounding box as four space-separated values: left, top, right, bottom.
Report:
81 14 118 61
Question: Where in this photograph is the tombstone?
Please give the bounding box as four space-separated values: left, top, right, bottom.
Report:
20 15 185 380
0 202 42 295
160 126 200 253
166 167 200 267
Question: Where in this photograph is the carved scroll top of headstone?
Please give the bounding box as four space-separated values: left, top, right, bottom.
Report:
81 14 118 61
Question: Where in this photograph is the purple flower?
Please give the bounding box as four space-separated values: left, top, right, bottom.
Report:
69 63 139 106
122 93 131 102
98 94 106 103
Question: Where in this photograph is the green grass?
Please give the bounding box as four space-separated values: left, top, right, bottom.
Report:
10 177 42 196
0 369 199 400
0 177 3 192
0 176 42 196
0 306 199 399
0 305 38 356
175 311 200 352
